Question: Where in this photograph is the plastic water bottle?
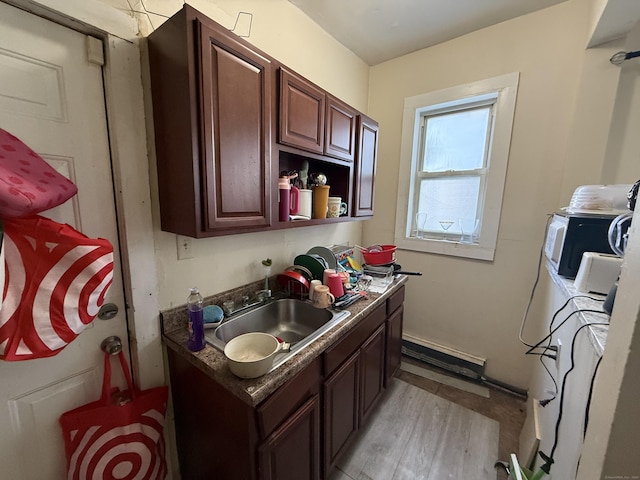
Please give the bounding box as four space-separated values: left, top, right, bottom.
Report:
187 287 205 352
278 176 291 222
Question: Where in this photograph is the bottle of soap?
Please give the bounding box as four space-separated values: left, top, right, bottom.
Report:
187 287 205 352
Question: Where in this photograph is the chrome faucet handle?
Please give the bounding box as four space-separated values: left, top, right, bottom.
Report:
256 289 271 302
222 300 235 316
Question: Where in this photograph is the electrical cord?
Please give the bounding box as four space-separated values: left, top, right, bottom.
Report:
542 322 610 467
537 355 558 406
574 353 604 477
519 214 553 348
583 354 604 437
517 211 604 350
529 295 605 405
528 295 603 358
525 306 608 404
525 308 609 355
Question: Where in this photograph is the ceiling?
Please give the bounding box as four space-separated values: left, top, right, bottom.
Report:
288 0 568 65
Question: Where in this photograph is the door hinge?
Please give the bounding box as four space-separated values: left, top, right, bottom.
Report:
86 35 105 66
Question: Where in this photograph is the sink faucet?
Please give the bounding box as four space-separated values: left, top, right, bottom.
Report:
222 290 272 319
255 289 271 302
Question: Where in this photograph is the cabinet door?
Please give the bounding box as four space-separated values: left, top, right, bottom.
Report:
352 115 378 217
259 394 321 480
279 68 325 154
385 305 404 385
325 95 356 162
198 20 272 231
359 324 386 425
323 350 359 473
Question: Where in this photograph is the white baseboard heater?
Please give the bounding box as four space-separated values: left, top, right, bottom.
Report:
401 334 486 381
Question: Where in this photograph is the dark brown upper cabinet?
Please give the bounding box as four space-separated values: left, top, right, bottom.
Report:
148 5 378 238
279 69 356 163
352 115 379 217
148 5 272 237
279 68 325 155
324 95 357 162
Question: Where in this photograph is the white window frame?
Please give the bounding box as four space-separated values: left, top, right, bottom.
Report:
394 72 519 261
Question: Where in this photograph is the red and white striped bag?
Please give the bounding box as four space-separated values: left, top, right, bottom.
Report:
0 215 113 360
59 351 168 480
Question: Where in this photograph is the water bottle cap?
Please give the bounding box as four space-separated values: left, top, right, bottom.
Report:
278 177 290 189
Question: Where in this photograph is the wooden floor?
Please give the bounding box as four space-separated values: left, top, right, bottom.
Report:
329 361 526 480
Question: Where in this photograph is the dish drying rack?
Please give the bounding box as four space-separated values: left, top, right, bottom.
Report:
362 264 394 293
280 278 309 300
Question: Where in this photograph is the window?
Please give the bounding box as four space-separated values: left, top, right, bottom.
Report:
394 73 519 260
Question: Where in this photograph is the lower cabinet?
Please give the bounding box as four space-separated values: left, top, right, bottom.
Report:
259 394 321 480
385 305 404 384
386 285 405 385
323 351 360 471
323 322 386 474
322 302 388 476
166 285 405 480
359 324 386 425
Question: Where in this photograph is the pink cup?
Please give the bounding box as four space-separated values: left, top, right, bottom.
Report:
326 273 344 298
323 269 336 285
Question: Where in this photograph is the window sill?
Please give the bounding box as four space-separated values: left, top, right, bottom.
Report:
395 236 495 261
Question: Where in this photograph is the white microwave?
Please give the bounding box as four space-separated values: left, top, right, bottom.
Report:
545 213 616 278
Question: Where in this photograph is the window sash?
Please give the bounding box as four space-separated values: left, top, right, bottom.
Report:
409 101 494 240
411 174 487 239
419 104 493 174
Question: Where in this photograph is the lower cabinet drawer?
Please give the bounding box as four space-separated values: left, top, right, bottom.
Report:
323 302 386 377
257 357 321 438
387 285 405 315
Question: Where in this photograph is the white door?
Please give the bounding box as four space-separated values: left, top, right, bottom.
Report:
0 2 129 478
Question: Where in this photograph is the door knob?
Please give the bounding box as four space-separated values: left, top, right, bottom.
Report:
97 303 119 320
100 336 122 355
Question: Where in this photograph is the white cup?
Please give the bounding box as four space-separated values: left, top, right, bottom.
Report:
327 197 347 218
309 279 322 300
298 189 312 218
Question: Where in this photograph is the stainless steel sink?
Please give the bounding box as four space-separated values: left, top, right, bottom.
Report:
205 298 350 372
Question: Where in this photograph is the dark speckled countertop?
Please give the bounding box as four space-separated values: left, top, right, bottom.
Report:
161 276 408 407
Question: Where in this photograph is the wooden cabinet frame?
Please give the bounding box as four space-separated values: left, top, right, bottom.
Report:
149 5 379 238
148 5 272 237
352 114 378 217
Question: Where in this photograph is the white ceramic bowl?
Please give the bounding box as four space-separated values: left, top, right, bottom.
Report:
224 332 285 379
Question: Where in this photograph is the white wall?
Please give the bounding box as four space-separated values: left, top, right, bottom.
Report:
118 0 370 111
601 23 640 184
365 0 631 389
